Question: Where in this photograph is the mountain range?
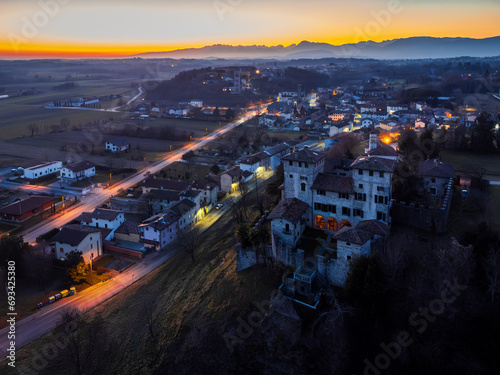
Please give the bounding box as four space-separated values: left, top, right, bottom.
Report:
134 36 500 60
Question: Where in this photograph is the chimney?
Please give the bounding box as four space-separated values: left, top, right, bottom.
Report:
369 134 378 151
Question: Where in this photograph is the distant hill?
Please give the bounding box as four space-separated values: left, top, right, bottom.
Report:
134 36 500 60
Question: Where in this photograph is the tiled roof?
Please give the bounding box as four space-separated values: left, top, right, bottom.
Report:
168 198 196 217
264 143 288 156
333 226 372 245
142 178 189 192
349 155 397 172
418 159 455 179
366 142 398 157
356 220 390 236
281 149 325 164
115 220 140 235
311 173 354 194
139 212 179 231
146 189 181 202
241 170 253 179
0 195 55 216
267 198 309 224
65 160 95 173
81 208 123 222
52 225 101 247
223 166 242 178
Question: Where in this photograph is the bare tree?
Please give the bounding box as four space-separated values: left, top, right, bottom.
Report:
379 236 407 283
484 248 500 302
178 229 201 263
143 295 159 342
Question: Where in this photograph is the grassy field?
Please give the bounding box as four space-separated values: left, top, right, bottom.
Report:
441 150 500 180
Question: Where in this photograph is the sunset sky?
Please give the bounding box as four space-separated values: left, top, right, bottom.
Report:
1 0 499 58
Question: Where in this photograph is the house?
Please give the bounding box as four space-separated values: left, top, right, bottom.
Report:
259 115 278 127
168 199 198 232
146 189 181 215
60 161 95 183
238 152 269 174
418 159 456 197
141 178 189 195
360 118 375 128
52 225 102 263
23 161 62 180
190 180 220 210
0 195 55 222
114 220 141 243
139 212 179 250
105 139 130 153
220 166 243 193
264 143 290 170
79 208 125 240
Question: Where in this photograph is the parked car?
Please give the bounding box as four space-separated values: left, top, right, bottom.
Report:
216 203 223 210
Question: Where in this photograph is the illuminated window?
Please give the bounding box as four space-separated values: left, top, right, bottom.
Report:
315 215 325 229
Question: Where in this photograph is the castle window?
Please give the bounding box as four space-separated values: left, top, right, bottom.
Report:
358 169 363 175
342 207 350 216
289 174 293 179
298 162 302 167
315 215 325 230
359 184 363 189
317 190 326 196
431 178 436 183
377 186 385 192
289 161 293 166
380 171 385 178
430 187 437 195
304 163 308 168
328 218 338 231
301 183 306 191
369 170 374 177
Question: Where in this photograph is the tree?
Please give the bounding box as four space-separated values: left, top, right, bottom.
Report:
419 128 440 159
236 223 252 248
178 229 200 263
28 123 39 136
484 248 500 302
471 112 497 153
0 235 31 273
210 163 220 175
225 107 235 119
65 251 87 284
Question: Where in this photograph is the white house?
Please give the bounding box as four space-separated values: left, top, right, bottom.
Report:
139 212 179 250
220 166 243 193
105 139 130 153
60 161 95 183
360 118 375 128
52 225 103 264
259 115 278 127
168 199 198 232
80 208 125 240
23 161 62 180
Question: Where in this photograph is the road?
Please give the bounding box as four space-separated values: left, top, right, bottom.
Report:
17 110 259 244
0 166 269 357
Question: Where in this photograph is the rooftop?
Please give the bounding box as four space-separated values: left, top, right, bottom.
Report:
281 148 325 164
52 225 101 247
65 160 95 173
418 158 456 179
311 173 354 194
333 226 372 245
267 198 309 225
349 155 397 172
81 208 123 222
0 195 55 216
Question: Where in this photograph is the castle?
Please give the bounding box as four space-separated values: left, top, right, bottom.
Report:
267 135 398 298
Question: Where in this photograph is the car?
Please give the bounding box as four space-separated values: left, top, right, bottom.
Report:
216 203 223 210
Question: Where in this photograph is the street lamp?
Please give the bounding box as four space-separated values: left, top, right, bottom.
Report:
90 254 94 286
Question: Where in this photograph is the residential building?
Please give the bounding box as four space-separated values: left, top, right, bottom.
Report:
139 212 179 250
52 225 102 263
23 161 62 180
60 161 95 183
0 195 55 222
105 139 130 153
79 208 125 240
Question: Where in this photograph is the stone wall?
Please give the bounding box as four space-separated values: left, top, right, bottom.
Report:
391 179 453 233
110 197 147 214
